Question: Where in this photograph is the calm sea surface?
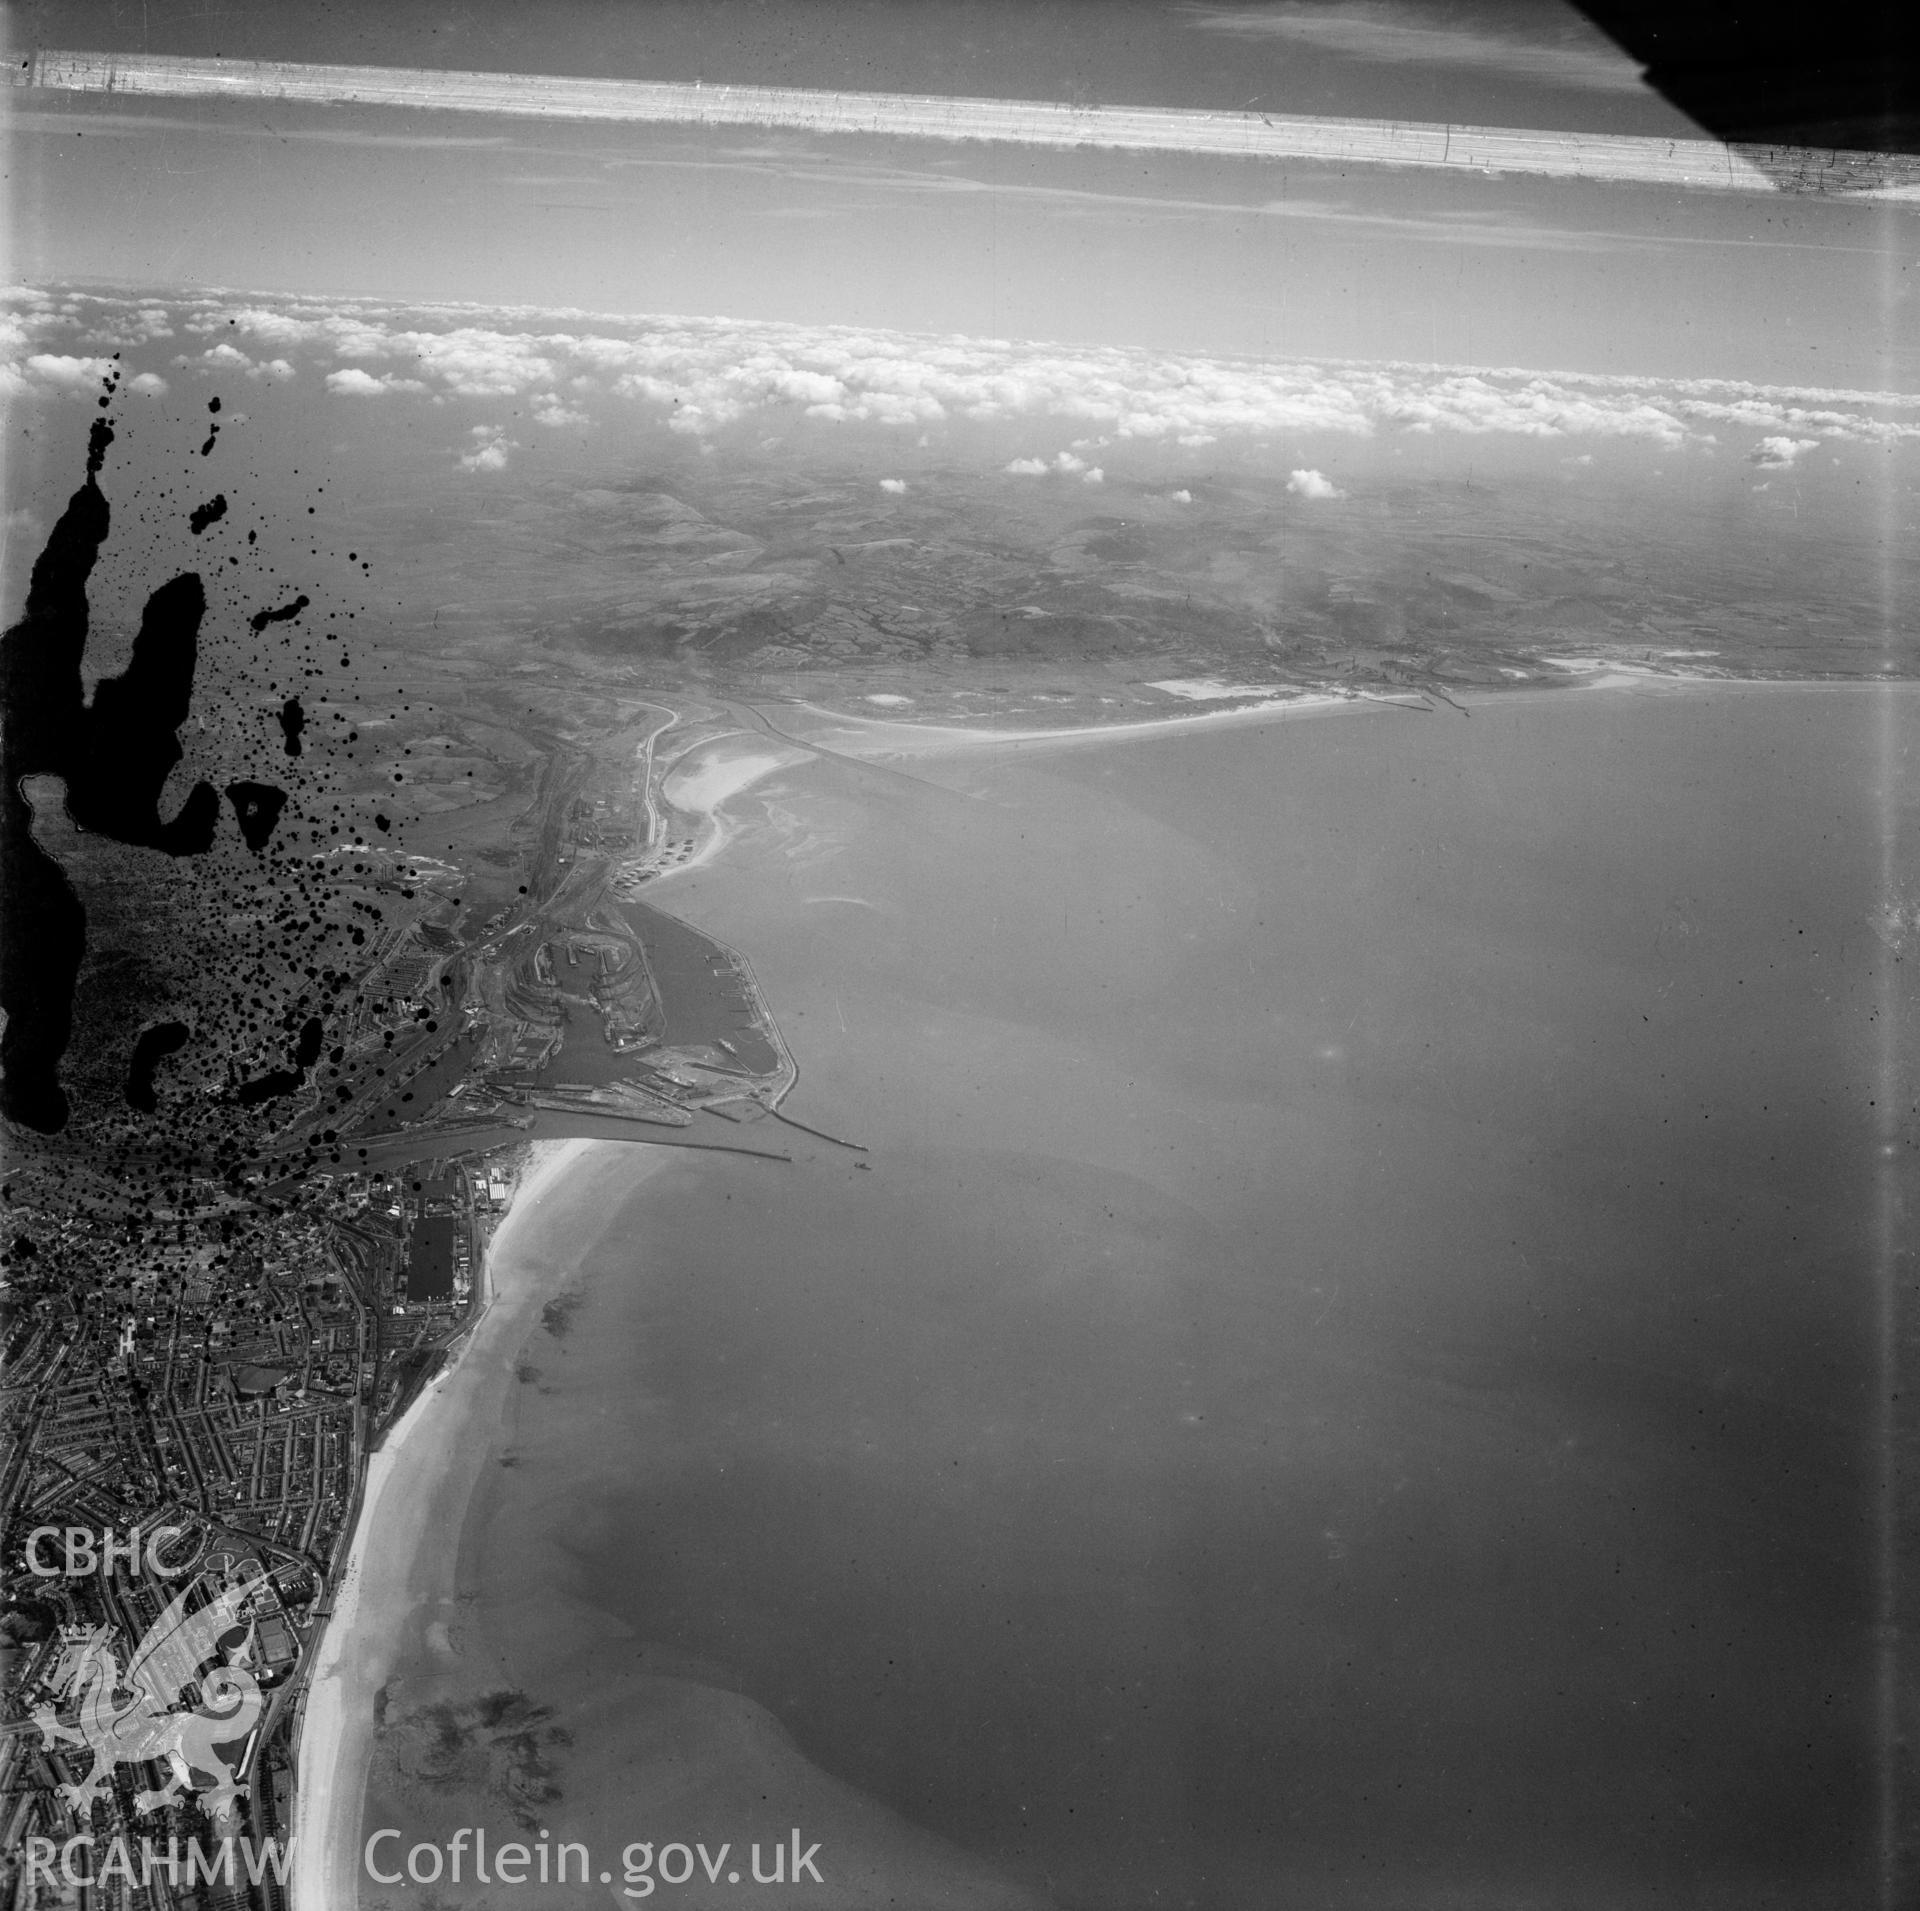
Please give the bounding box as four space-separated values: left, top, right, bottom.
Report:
491 684 1905 1908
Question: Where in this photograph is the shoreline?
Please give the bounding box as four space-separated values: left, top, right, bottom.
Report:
279 665 1913 1909
777 666 1910 761
289 1136 602 1911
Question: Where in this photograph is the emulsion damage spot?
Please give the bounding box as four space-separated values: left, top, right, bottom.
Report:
250 594 310 635
125 1019 191 1113
225 780 289 852
68 571 221 856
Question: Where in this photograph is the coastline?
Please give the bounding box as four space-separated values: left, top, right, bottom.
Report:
571 675 1896 1907
289 1136 606 1911
774 667 1657 762
277 670 1913 1910
758 666 1909 768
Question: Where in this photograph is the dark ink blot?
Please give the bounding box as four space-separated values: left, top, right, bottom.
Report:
233 1013 326 1106
0 425 112 1130
374 812 391 832
293 1015 324 1070
207 396 221 414
189 494 227 535
0 420 223 1129
125 1019 190 1113
233 1066 302 1107
249 594 310 635
225 779 288 851
200 431 218 456
277 696 306 757
68 573 221 854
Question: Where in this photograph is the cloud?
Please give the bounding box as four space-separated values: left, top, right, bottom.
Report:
878 477 907 493
192 340 299 380
1749 434 1819 467
212 308 568 395
531 394 589 427
1287 468 1344 499
1170 489 1193 502
1183 4 1650 96
23 352 112 387
14 291 1920 466
128 371 168 396
1005 451 1103 479
457 425 515 472
189 297 1920 454
325 367 426 396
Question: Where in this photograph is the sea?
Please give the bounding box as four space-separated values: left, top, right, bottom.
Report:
365 680 1904 1910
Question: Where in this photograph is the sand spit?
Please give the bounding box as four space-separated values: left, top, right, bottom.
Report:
786 687 1413 758
290 1138 607 1911
784 665 1850 767
663 743 804 816
644 735 811 886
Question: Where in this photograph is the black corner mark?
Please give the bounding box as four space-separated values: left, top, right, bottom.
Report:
125 1020 191 1114
225 780 288 852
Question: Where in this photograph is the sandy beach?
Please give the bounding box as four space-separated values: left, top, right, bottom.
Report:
290 1137 615 1911
341 1143 1050 1910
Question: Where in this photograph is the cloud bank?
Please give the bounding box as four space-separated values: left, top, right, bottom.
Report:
9 289 1920 463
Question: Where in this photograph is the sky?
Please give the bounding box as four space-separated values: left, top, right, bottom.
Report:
3 0 1915 392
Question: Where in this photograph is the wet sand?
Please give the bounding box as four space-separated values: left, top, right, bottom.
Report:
347 1139 1042 1909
